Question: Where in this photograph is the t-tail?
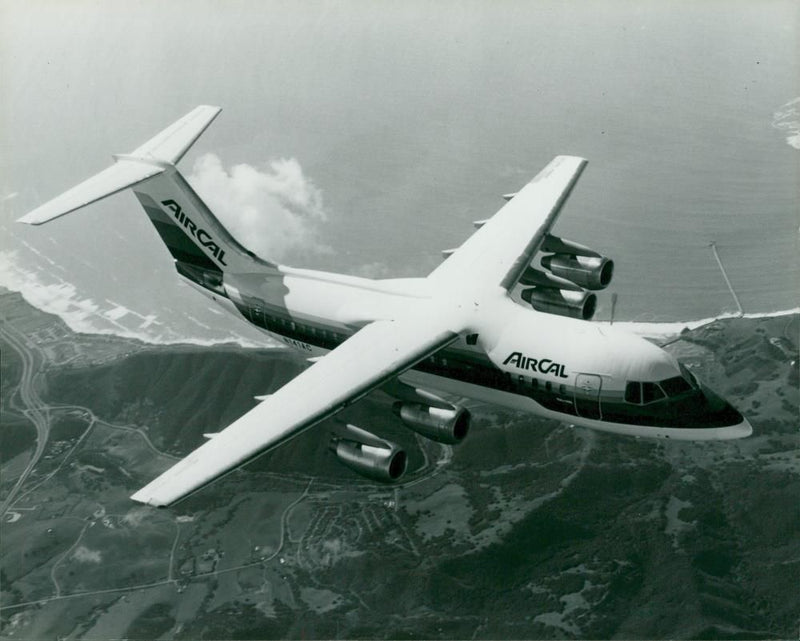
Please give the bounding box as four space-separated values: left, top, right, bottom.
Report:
18 106 276 291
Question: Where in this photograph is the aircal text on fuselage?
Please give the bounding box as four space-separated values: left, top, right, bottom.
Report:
503 351 569 379
161 199 227 266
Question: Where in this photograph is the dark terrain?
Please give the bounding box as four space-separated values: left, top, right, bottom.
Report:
1 289 798 639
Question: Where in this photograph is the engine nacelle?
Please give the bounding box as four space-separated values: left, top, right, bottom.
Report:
521 287 597 320
518 266 583 291
329 426 407 482
393 402 470 444
541 234 601 258
540 254 614 290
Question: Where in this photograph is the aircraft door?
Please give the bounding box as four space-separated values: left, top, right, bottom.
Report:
574 373 602 420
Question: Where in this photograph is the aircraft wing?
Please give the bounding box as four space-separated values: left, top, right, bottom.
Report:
131 313 460 506
428 155 587 291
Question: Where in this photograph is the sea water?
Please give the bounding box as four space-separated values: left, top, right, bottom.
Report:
1 3 797 344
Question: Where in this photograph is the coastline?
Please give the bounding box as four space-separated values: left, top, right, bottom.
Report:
604 307 800 340
1 281 797 349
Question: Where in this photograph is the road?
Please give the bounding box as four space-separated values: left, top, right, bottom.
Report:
0 318 51 518
0 478 317 613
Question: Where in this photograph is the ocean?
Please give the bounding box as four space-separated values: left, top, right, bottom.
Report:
1 2 797 345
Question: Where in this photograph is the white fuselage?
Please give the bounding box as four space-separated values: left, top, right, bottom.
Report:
184 265 751 442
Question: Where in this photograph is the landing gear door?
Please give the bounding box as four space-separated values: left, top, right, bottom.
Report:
575 373 602 420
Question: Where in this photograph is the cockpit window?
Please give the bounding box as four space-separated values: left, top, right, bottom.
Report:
626 377 689 405
642 382 665 404
660 375 692 397
625 381 641 404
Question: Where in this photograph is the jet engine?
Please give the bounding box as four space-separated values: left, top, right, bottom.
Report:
329 424 407 482
540 254 614 291
516 234 612 320
393 402 470 444
521 286 597 320
538 234 614 291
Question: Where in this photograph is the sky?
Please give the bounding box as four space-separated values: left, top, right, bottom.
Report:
1 0 798 344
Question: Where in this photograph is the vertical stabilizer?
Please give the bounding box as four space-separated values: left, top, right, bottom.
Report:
18 106 276 274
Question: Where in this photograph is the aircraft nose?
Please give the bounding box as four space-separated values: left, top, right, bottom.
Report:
730 416 753 439
698 385 753 438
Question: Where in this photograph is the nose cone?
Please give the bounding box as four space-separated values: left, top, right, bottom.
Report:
712 400 754 439
727 415 753 439
696 384 753 438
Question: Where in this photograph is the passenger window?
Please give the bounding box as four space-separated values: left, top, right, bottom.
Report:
545 381 552 392
559 384 566 395
531 378 538 391
660 376 692 397
642 382 665 404
625 381 641 404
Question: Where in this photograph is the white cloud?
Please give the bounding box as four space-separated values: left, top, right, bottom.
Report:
187 153 330 262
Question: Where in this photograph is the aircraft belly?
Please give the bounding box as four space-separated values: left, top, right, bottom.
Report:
560 414 752 441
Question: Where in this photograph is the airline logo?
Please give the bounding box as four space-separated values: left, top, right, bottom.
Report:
161 199 227 266
503 352 568 378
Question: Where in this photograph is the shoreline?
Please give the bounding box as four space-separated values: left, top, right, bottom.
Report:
602 308 800 339
1 282 797 349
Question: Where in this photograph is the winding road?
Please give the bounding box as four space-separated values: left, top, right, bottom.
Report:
0 318 50 518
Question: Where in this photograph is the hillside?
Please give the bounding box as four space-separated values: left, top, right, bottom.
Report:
1 289 797 639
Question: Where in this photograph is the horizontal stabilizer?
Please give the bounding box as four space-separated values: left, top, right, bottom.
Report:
18 160 164 225
131 105 221 164
17 105 222 226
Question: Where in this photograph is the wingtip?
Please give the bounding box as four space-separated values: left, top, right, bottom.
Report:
130 489 166 507
556 154 588 164
17 207 69 225
16 212 40 225
194 105 223 120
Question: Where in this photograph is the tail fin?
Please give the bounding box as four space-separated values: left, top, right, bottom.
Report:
18 105 274 275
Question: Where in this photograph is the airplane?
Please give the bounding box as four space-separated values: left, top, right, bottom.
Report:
19 106 752 507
